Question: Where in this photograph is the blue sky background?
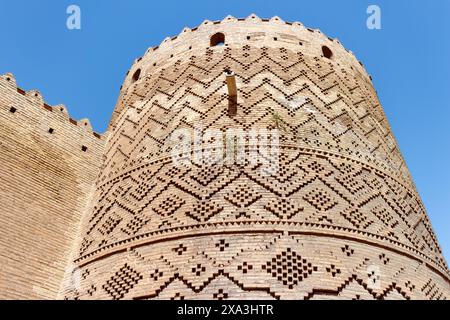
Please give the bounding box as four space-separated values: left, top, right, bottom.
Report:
0 0 449 263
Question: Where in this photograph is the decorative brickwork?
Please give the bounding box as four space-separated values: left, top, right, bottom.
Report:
63 15 450 300
1 14 449 300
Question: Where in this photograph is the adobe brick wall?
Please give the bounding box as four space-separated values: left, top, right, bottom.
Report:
0 73 106 299
67 15 450 300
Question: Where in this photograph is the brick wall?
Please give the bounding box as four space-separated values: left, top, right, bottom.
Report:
0 73 106 299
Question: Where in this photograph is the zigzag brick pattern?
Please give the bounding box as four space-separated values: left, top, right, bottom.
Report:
64 15 450 300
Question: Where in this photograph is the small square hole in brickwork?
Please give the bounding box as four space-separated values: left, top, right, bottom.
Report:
48 128 54 134
247 36 250 40
81 145 88 152
9 106 17 113
274 37 278 41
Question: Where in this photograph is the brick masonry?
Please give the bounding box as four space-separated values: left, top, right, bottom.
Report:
1 14 450 300
0 73 106 299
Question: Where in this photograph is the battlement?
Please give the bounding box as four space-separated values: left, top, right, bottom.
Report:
111 14 373 129
137 14 365 67
0 73 104 140
132 14 370 80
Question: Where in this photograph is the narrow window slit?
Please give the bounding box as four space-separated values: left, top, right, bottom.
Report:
225 69 237 116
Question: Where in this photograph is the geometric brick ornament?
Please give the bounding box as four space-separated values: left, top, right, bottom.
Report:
65 15 450 300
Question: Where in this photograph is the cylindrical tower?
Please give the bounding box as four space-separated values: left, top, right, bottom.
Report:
68 15 450 300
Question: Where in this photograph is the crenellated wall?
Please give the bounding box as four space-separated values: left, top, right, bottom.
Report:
0 73 106 299
111 14 373 131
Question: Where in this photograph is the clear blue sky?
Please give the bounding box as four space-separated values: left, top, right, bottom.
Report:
0 0 449 263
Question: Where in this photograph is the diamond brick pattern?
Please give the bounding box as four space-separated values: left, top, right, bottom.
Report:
262 248 317 289
303 188 338 212
102 264 142 300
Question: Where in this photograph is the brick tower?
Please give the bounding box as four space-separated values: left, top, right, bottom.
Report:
67 15 450 300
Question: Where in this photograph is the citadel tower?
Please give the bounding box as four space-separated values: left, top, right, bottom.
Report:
67 15 450 300
1 15 448 300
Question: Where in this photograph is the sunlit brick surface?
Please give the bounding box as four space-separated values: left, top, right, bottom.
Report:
0 73 106 299
68 15 450 300
3 15 446 300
